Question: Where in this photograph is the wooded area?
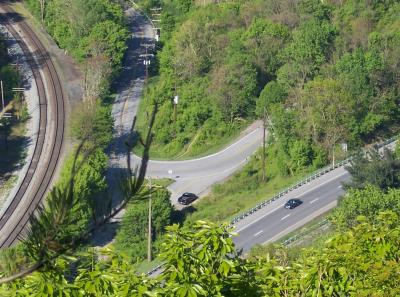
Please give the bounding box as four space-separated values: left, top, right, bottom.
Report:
0 0 400 295
137 0 399 162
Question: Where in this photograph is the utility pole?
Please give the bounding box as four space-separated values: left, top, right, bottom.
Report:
150 7 162 41
173 95 179 123
262 107 266 182
140 43 154 81
1 80 4 112
147 177 152 262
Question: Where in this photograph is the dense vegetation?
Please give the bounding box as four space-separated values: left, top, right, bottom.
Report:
20 0 128 232
1 205 400 296
345 148 400 190
115 187 173 260
136 0 399 161
0 0 399 295
25 0 128 72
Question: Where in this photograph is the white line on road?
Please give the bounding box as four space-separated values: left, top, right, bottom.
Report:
146 127 263 164
281 214 291 221
235 170 348 233
337 185 342 189
254 230 263 237
310 198 319 204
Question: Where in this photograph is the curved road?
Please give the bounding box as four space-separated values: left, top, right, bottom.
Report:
110 7 263 207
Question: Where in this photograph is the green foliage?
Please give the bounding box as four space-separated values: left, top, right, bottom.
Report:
24 0 128 71
3 212 400 296
40 147 109 244
288 140 313 173
278 19 336 89
115 187 173 260
331 186 400 229
345 148 400 190
256 81 286 116
142 0 400 162
159 221 261 296
136 2 292 158
71 100 114 151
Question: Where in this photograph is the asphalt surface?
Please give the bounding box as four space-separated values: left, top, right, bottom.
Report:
233 166 349 252
110 7 264 208
132 123 264 205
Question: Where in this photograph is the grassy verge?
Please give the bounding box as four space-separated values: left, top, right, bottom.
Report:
133 77 249 160
248 213 335 260
278 213 334 248
0 122 28 177
184 146 318 224
152 178 175 188
0 175 18 208
135 258 163 274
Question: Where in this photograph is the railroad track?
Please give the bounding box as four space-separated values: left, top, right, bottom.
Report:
0 4 65 247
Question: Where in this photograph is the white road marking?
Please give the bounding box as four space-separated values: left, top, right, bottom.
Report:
281 214 291 221
254 230 263 237
310 198 319 204
297 171 348 198
147 127 263 164
235 170 348 233
337 185 342 189
235 203 285 233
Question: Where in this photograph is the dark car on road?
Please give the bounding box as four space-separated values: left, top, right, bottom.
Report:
178 192 198 205
284 198 303 209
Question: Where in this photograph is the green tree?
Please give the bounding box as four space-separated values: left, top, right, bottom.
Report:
256 81 286 115
345 148 400 190
288 140 313 173
210 53 257 122
299 78 352 162
331 186 400 229
159 221 262 297
71 100 113 151
243 18 289 80
115 188 173 260
278 19 336 89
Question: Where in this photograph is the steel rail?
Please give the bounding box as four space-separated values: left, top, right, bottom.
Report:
0 4 65 247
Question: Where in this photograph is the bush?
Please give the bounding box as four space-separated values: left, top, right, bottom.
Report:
115 187 173 260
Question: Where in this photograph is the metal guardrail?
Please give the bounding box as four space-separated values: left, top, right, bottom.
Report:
146 136 398 277
230 135 399 226
282 219 330 246
144 263 164 277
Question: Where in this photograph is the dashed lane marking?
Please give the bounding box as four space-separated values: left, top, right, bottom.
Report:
254 230 263 237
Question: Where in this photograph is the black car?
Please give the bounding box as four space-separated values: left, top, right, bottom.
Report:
178 192 198 205
284 199 303 209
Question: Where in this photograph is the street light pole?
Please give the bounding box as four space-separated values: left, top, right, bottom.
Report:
147 177 152 262
262 107 266 182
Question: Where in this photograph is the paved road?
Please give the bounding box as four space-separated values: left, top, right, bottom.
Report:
132 123 263 205
233 139 398 251
110 7 264 208
233 166 348 252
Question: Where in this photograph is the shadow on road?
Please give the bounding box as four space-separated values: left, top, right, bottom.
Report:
171 205 197 225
